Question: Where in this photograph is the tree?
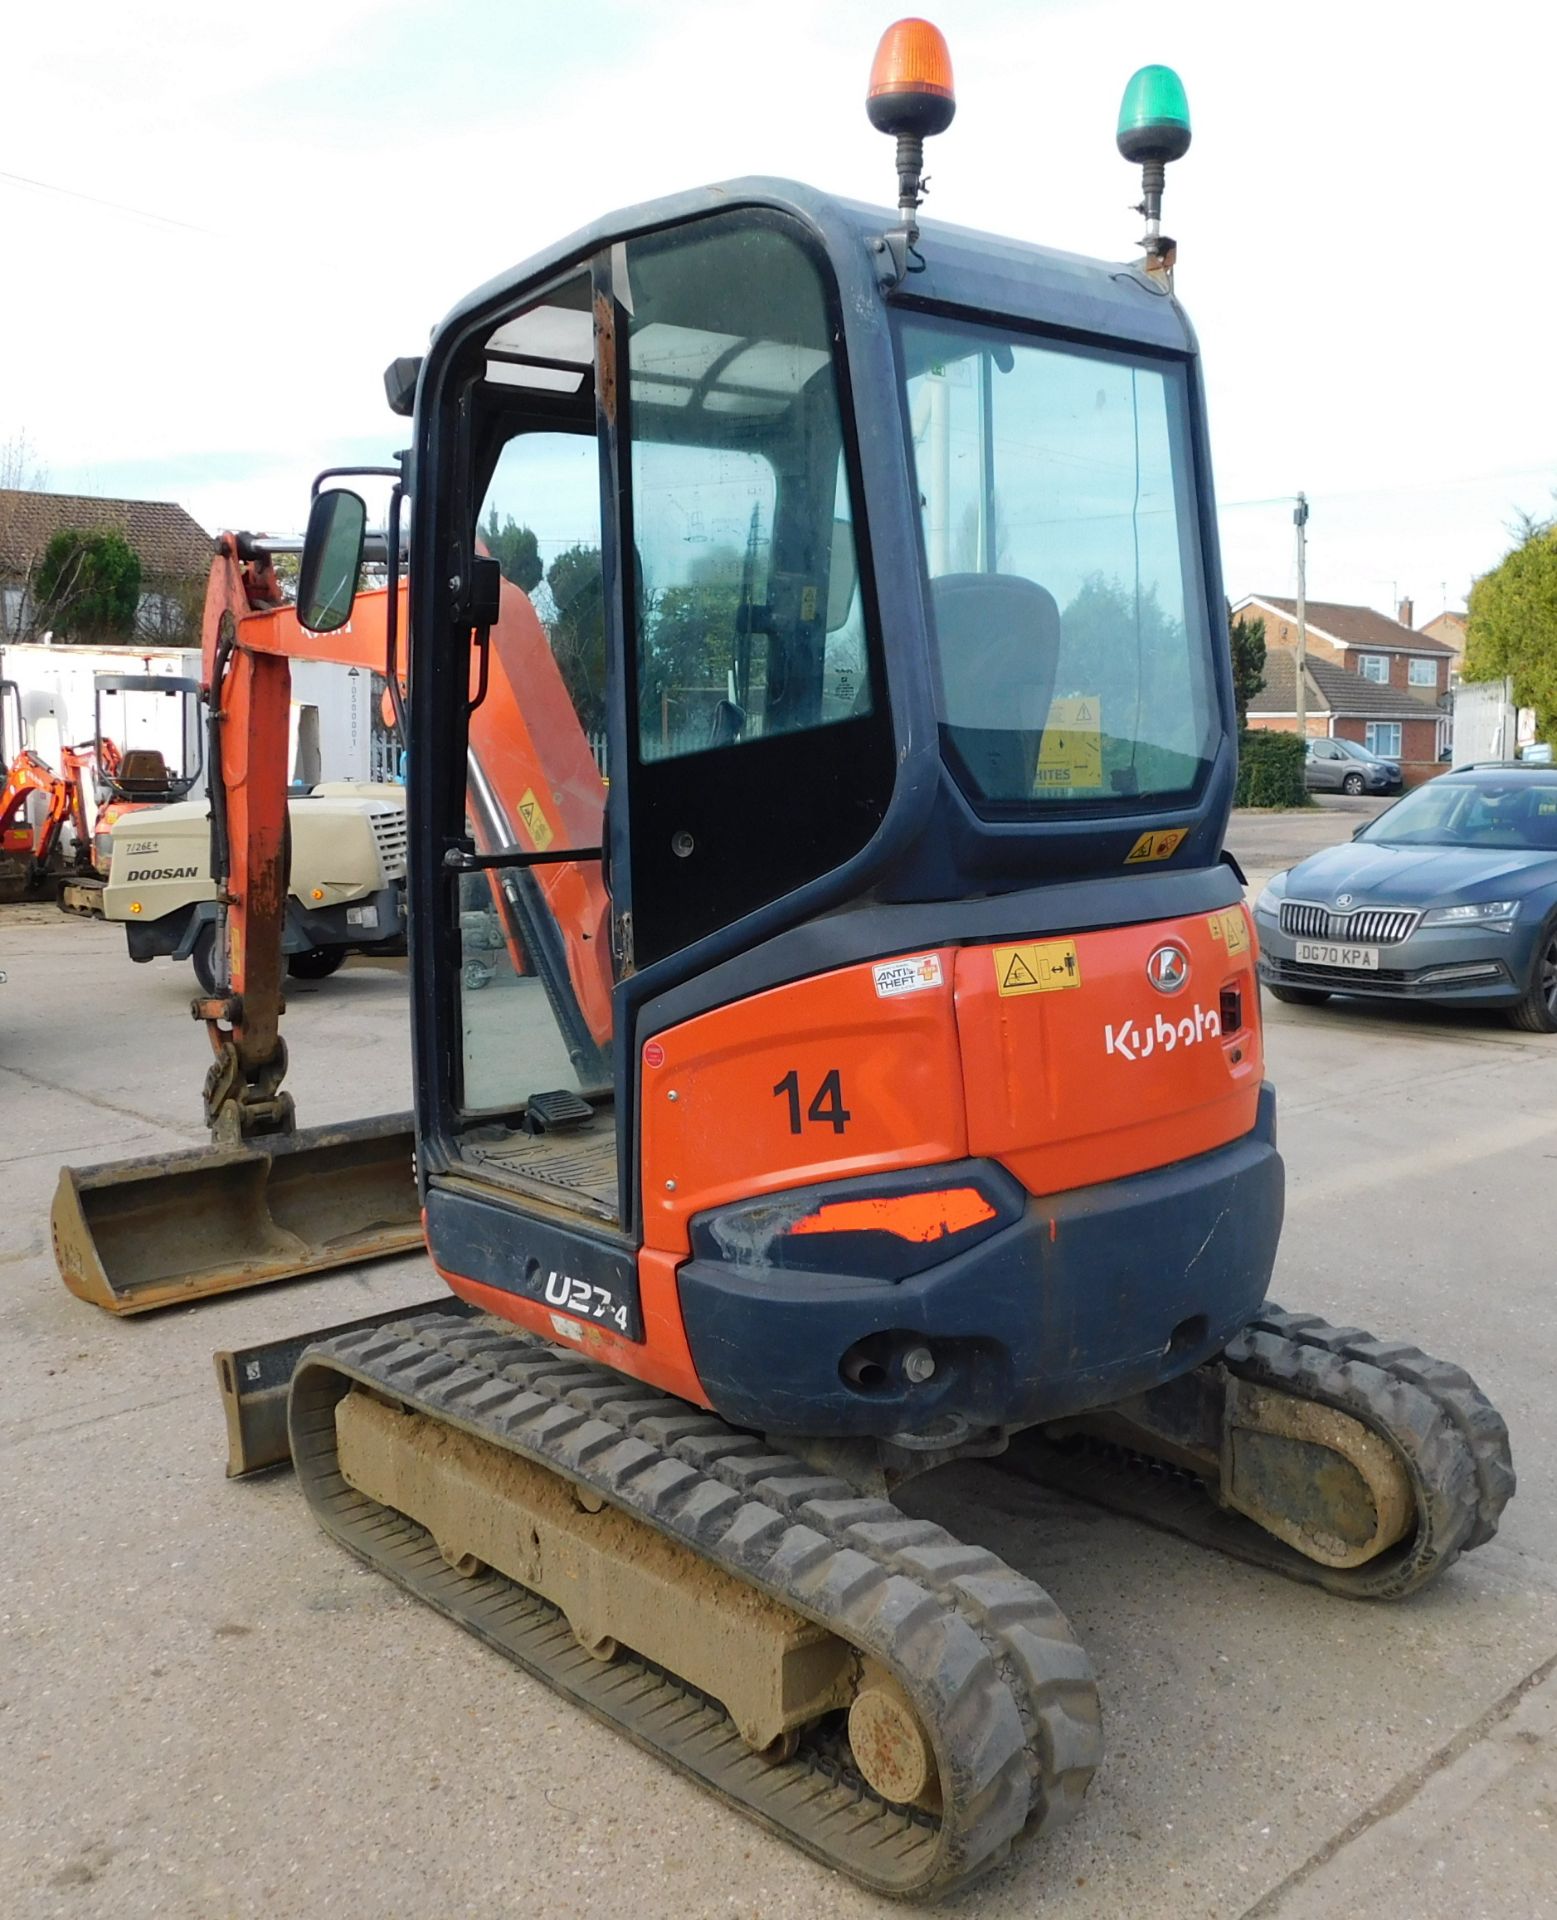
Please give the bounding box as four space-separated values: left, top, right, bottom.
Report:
638 547 742 747
1056 574 1196 791
0 431 51 642
1229 605 1267 727
481 508 543 593
545 543 607 733
0 427 48 491
33 529 142 640
135 575 206 645
1465 510 1557 744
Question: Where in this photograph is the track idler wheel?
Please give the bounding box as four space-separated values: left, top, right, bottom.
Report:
1013 1304 1514 1600
1220 1378 1413 1568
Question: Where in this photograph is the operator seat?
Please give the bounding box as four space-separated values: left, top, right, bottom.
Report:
115 749 173 795
930 573 1062 799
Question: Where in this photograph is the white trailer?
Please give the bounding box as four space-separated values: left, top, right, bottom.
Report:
0 642 378 841
1452 677 1515 767
0 643 200 781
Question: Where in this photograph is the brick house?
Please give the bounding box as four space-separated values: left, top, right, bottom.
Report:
1245 649 1447 785
1232 594 1455 700
1418 608 1468 674
0 489 213 643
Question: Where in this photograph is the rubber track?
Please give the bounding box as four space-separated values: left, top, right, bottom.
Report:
289 1314 1102 1901
1009 1301 1515 1601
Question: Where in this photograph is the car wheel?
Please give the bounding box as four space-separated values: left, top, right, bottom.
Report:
1342 772 1365 795
1267 983 1332 1007
287 945 348 981
190 923 218 995
1507 920 1557 1033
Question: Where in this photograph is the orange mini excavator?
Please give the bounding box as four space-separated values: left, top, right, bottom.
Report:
0 670 200 904
0 733 103 901
54 24 1514 1898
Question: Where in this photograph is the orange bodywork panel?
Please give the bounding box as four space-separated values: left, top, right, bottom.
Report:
639 907 1260 1249
954 906 1262 1196
639 950 968 1258
438 908 1260 1408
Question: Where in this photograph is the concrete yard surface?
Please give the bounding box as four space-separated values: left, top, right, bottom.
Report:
3 888 1557 1920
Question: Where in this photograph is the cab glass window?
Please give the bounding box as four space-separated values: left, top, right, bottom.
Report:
456 420 612 1114
628 224 872 763
619 211 893 964
897 315 1218 816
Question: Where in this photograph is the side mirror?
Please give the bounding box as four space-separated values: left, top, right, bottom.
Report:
298 489 367 634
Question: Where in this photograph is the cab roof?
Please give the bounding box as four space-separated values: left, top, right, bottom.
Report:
438 177 1197 364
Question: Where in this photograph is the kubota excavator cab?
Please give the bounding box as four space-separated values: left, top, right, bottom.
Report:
300 168 1283 1439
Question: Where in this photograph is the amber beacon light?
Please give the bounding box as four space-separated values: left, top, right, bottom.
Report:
866 19 956 239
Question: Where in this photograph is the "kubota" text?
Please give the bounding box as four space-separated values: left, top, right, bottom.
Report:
1104 1004 1221 1062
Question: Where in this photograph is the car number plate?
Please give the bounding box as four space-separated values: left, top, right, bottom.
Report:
1295 940 1380 971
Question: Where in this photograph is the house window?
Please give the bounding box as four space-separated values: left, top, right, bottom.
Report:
1358 654 1389 683
1408 658 1438 688
1365 722 1402 758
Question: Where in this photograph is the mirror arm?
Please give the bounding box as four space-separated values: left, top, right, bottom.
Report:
384 479 409 744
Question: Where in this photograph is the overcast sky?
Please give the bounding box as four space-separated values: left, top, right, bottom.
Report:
3 0 1553 621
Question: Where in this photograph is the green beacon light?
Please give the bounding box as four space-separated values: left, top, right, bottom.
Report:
1116 65 1191 263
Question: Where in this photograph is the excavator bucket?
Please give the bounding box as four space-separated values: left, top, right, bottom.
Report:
52 1112 421 1315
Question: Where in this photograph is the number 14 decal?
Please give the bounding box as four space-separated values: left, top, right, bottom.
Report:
773 1068 852 1136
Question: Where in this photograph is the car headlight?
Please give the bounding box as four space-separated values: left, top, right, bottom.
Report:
1252 873 1287 919
1421 900 1520 927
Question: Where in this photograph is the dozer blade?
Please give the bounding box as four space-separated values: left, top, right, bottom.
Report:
52 1112 422 1315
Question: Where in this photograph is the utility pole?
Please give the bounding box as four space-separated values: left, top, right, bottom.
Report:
1293 493 1310 739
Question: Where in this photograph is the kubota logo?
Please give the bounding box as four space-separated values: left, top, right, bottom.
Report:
1105 1004 1222 1062
1146 942 1190 993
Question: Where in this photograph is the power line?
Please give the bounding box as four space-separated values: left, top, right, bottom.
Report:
0 166 216 236
1220 464 1555 512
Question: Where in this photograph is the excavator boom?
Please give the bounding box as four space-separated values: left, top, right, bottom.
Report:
52 526 612 1310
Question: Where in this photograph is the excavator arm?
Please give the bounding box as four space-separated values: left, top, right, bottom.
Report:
52 526 613 1312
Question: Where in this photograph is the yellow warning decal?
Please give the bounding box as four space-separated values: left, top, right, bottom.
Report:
1207 908 1250 954
517 788 555 852
993 939 1082 996
1034 696 1104 791
1125 828 1188 865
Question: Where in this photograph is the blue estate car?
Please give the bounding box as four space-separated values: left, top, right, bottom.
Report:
1254 765 1557 1032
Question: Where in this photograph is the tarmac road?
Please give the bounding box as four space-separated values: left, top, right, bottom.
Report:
2 859 1555 1920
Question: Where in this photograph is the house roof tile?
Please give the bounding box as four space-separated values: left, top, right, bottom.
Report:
1238 594 1454 656
1249 648 1444 720
0 489 212 580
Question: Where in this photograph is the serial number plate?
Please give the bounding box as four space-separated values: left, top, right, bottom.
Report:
1295 940 1380 971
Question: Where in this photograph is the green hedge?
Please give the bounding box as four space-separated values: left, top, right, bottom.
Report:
1235 729 1309 808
